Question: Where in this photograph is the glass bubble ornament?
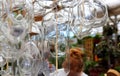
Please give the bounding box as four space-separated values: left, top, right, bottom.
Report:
79 0 96 28
18 41 41 76
0 0 34 44
0 53 7 75
92 0 108 28
59 0 82 8
34 0 55 9
70 15 92 39
43 6 70 40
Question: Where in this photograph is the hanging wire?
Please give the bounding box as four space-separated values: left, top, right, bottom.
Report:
54 7 59 73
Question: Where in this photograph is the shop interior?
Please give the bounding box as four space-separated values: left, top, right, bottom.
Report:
0 0 120 76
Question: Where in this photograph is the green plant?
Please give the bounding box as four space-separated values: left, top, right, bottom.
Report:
99 73 104 76
49 55 66 69
84 60 98 74
114 66 120 72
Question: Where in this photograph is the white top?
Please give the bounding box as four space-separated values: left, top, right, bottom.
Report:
50 68 88 76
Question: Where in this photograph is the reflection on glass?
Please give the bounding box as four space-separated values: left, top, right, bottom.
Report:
79 0 95 28
93 0 108 27
0 0 33 44
18 41 41 76
0 53 7 75
18 54 33 75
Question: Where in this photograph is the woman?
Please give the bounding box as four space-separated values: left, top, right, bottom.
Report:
50 47 88 76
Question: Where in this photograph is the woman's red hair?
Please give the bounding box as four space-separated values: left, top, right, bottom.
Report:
62 47 84 75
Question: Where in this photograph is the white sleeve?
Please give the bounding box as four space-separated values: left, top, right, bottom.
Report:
50 69 67 76
50 72 54 76
81 72 88 76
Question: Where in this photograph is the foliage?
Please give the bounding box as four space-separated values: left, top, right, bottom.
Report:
84 60 98 74
59 43 66 52
49 55 66 69
103 25 117 36
82 35 93 40
94 34 102 39
114 66 120 72
99 73 104 76
77 39 83 44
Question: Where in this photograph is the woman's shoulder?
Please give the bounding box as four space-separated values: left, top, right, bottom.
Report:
50 68 68 76
81 72 88 76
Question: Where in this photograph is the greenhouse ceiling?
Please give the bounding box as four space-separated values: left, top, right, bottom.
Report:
104 0 120 16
